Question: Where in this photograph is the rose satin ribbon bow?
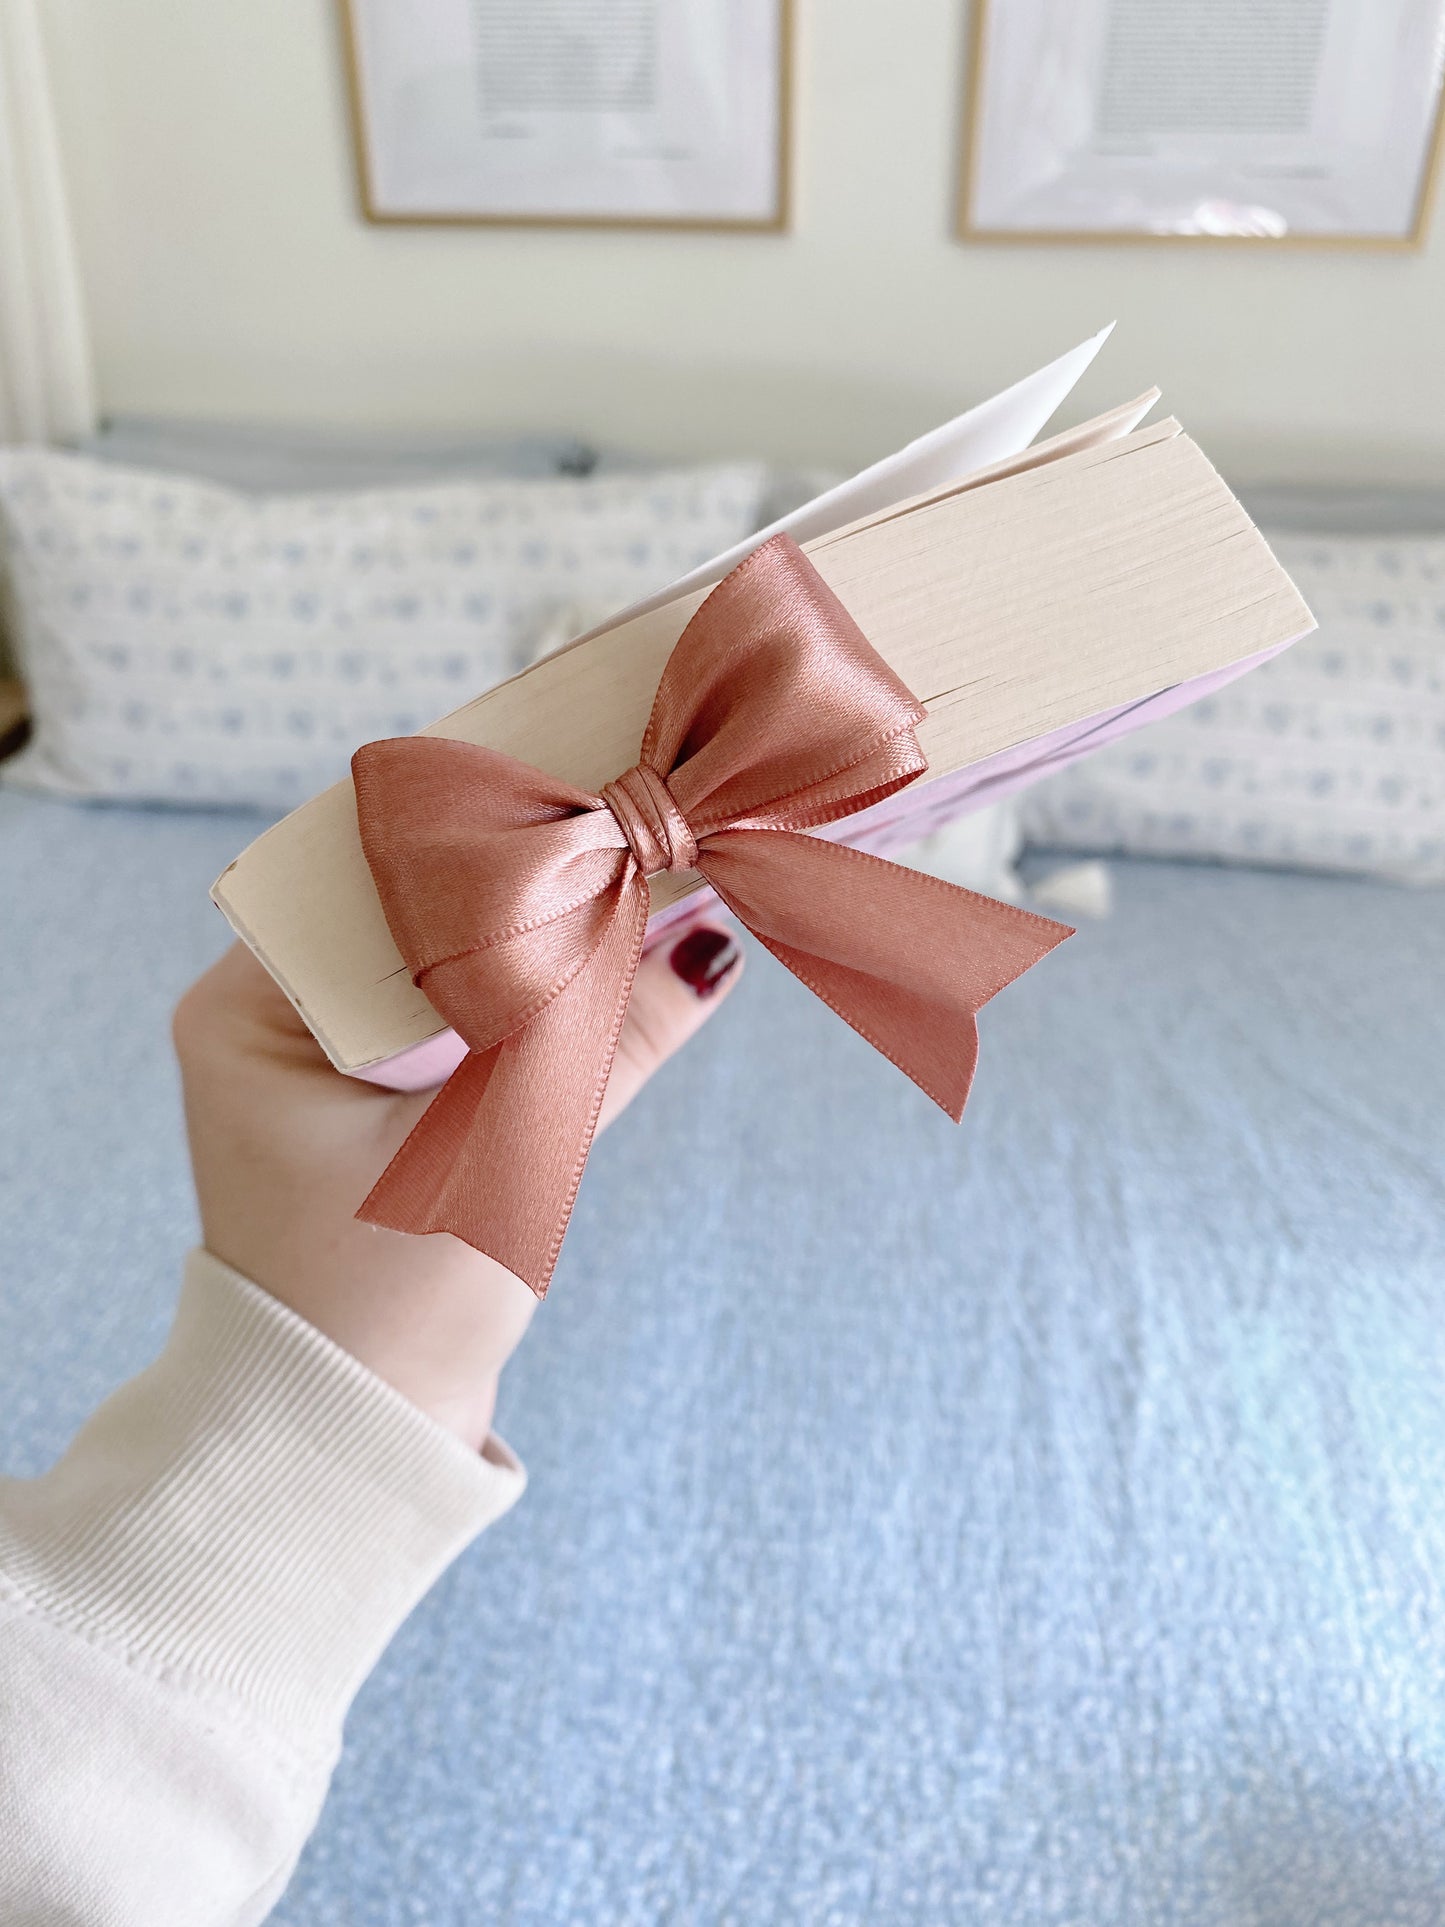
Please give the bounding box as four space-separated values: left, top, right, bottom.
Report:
351 534 1071 1296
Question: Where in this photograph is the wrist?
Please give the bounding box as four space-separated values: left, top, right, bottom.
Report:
200 1225 532 1454
420 1377 501 1453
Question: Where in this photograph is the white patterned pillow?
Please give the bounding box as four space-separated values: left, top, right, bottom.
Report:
0 450 767 810
1020 533 1445 885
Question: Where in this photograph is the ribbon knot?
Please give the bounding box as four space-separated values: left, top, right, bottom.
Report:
600 763 698 877
351 534 1071 1296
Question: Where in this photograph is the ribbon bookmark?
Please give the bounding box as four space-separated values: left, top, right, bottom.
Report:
352 534 1070 1296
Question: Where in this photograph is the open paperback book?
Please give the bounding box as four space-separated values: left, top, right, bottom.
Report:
214 334 1315 1090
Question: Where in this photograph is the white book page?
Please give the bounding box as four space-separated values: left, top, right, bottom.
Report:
575 324 1116 642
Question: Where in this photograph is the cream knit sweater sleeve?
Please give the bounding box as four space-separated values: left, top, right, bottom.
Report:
0 1249 526 1925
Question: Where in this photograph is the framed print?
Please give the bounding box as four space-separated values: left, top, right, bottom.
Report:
958 0 1445 247
340 0 791 229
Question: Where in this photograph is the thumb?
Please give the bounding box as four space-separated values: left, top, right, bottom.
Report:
599 913 744 1130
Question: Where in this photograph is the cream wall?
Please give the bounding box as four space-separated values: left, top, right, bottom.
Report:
39 0 1445 483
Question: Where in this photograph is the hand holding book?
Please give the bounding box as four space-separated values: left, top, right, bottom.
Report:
213 338 1315 1297
172 914 746 1445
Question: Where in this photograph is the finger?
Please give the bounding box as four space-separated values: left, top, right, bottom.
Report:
173 939 328 1072
599 916 744 1129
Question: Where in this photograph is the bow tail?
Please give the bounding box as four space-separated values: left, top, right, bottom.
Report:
358 880 650 1295
698 830 1072 1121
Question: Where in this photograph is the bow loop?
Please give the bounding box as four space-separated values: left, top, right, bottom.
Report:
352 534 1071 1296
645 536 930 838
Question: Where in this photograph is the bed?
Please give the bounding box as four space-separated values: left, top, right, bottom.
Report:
2 780 1442 1925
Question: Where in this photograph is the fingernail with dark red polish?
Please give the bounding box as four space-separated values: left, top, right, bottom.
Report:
669 926 740 997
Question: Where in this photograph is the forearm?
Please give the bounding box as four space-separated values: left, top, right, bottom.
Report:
0 1251 523 1925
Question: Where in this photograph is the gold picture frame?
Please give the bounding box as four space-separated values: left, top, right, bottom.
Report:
957 0 1445 250
339 0 792 232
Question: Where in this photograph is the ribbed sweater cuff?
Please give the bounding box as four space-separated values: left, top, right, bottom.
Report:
0 1249 525 1756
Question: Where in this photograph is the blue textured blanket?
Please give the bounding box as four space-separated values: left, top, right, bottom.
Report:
2 788 1442 1925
